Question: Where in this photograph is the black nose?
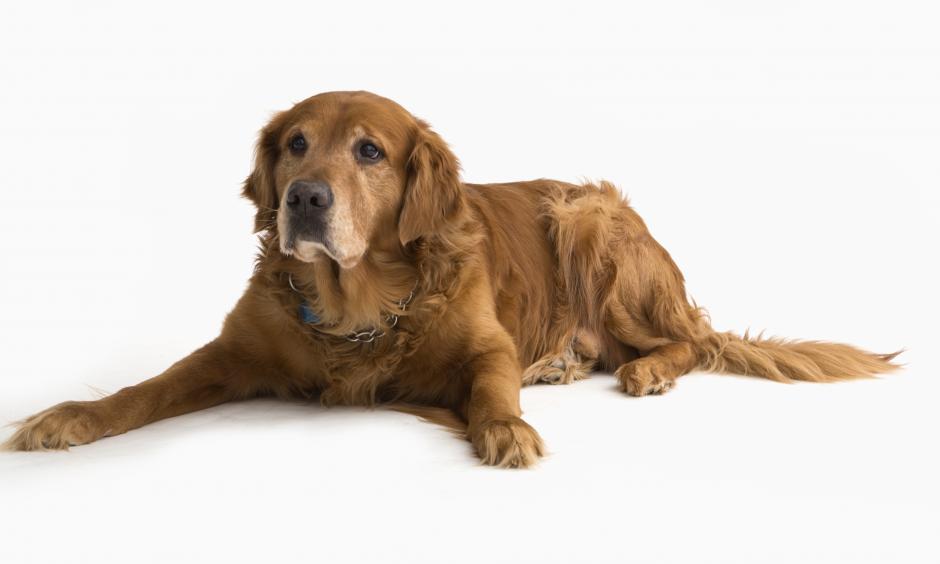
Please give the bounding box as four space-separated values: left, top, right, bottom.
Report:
286 180 333 213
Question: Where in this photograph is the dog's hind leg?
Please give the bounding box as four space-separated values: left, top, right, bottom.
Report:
546 180 710 395
614 342 697 396
603 290 703 396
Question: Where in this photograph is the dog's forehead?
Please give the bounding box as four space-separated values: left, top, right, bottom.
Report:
288 92 414 146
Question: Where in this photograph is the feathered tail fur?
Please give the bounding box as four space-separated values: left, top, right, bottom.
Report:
698 330 902 382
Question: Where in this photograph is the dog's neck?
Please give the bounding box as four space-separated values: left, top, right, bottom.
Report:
276 236 419 334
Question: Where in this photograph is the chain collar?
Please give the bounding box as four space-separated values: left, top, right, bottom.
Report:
287 273 417 344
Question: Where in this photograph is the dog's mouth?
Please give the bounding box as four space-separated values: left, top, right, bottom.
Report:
281 235 363 269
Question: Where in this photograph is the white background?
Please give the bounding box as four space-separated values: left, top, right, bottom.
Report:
1 1 938 563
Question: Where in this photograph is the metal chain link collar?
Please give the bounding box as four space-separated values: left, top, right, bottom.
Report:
287 273 417 343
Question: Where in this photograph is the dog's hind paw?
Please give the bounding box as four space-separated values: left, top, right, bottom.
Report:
522 345 594 386
616 359 677 396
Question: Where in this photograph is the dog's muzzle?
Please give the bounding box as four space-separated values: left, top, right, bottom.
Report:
285 180 333 244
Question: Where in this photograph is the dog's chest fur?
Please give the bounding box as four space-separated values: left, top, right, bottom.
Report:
280 281 468 408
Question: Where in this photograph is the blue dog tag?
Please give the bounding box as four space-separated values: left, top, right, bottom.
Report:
298 301 321 324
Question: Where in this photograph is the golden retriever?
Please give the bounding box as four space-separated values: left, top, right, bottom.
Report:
3 91 900 467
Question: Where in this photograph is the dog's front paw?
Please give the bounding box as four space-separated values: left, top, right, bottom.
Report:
3 401 110 451
472 417 545 468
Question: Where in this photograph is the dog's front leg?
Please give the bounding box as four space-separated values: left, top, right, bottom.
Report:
3 338 254 451
465 336 545 468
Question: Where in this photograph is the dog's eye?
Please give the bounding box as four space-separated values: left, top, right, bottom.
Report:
289 134 307 154
358 142 382 161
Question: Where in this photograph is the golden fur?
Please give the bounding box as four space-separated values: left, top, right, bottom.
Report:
3 91 900 467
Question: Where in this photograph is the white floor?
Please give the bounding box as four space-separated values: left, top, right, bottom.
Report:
1 355 937 563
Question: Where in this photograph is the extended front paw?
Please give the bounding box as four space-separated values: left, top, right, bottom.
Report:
471 417 545 468
2 401 110 451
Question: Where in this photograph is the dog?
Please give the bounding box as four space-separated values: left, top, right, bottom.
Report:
3 91 900 467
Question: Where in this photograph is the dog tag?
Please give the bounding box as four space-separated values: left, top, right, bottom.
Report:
298 301 321 324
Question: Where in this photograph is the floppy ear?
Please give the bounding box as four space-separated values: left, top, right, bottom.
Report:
399 120 465 245
242 117 282 233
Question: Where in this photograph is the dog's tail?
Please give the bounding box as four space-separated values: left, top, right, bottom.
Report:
695 329 902 383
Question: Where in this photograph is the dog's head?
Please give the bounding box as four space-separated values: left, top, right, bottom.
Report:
243 91 464 268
